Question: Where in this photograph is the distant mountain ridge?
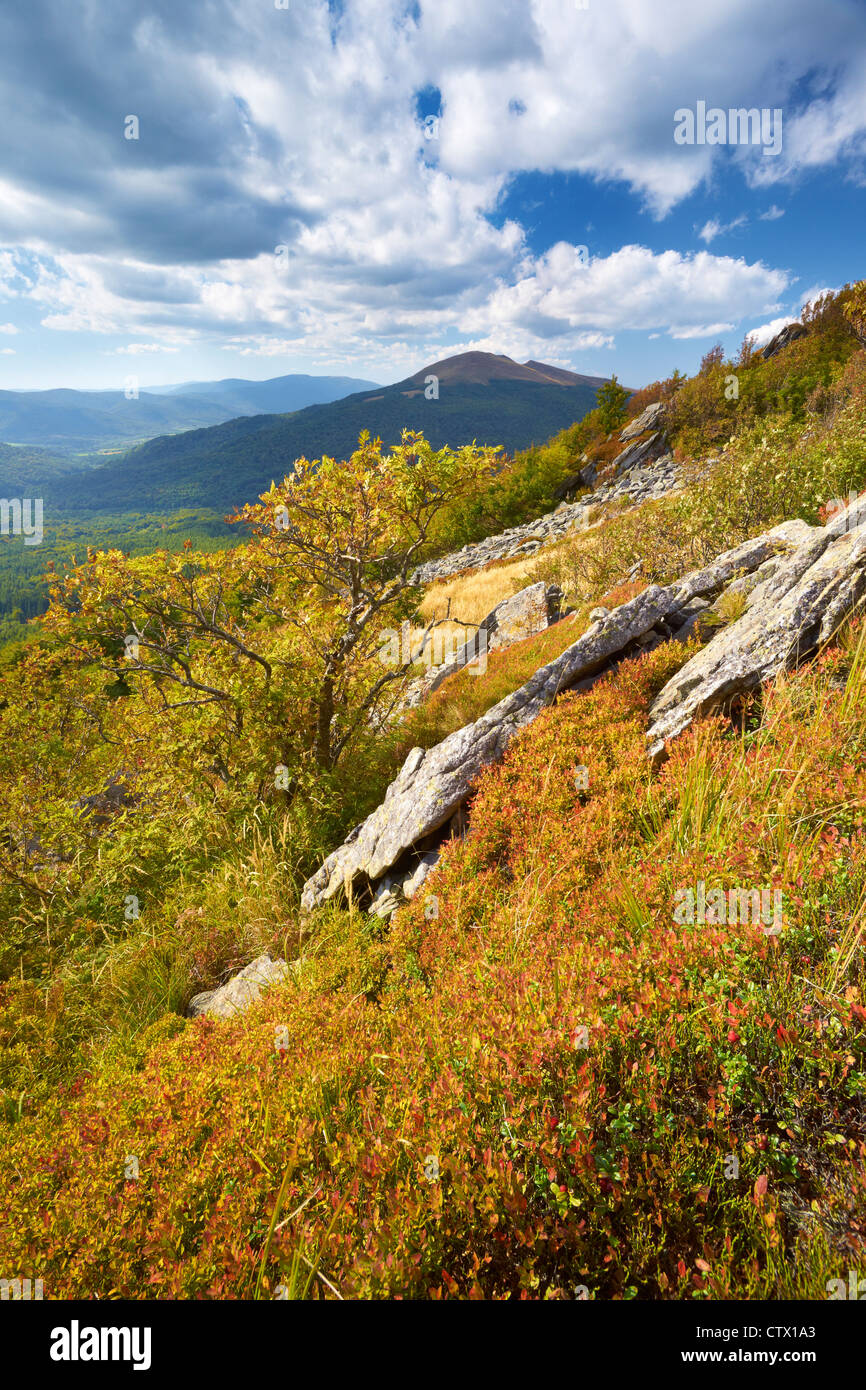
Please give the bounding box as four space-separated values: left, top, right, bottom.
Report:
35 351 617 515
0 387 228 454
0 373 379 454
139 373 380 416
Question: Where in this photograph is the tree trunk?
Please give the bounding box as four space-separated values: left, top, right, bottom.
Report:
314 674 335 769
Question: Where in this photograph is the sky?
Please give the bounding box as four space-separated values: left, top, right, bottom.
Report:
0 0 864 393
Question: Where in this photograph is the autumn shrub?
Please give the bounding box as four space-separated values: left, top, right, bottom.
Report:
664 291 862 460
679 391 866 545
527 493 715 605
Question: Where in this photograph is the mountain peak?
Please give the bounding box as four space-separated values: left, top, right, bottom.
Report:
403 350 611 390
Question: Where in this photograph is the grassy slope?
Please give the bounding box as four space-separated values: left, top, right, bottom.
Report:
1 625 863 1297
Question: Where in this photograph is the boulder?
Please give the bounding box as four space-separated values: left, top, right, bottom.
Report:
647 502 866 760
301 583 688 912
368 849 441 918
620 401 665 442
761 322 807 361
402 582 564 710
186 953 290 1020
488 583 563 648
610 431 668 477
428 582 563 690
576 459 599 489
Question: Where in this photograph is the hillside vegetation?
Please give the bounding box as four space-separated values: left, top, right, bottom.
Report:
42 374 603 515
1 286 866 1299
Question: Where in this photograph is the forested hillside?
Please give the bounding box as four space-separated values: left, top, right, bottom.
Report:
43 367 604 514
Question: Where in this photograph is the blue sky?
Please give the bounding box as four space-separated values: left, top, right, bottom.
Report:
0 0 864 393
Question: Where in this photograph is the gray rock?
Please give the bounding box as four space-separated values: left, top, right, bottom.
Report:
402 582 564 710
368 850 441 918
367 883 403 918
610 431 667 478
664 520 819 609
761 322 807 361
490 582 563 647
620 401 665 442
187 954 290 1020
670 609 715 644
410 453 681 586
647 501 866 760
430 581 562 688
669 595 714 643
576 460 598 489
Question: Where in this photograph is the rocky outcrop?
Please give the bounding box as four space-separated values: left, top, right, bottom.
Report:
647 501 866 759
620 401 666 442
302 517 824 915
187 954 290 1020
411 451 681 586
610 430 668 478
761 322 807 361
368 849 441 918
553 470 586 502
602 402 670 479
481 581 563 652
